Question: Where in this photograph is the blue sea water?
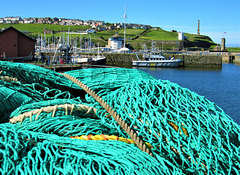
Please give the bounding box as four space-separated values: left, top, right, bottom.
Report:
136 64 240 125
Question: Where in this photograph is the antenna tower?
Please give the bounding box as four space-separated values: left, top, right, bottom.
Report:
123 6 127 48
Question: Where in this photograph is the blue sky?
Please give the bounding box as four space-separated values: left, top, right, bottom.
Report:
1 0 239 47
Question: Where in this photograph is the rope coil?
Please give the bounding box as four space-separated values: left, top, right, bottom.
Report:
9 104 97 124
62 73 154 156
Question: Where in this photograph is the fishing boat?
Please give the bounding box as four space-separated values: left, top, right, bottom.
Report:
132 52 182 67
71 55 91 64
91 43 106 65
91 55 106 65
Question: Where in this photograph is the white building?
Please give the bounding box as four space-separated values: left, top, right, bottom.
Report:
0 19 6 23
23 18 35 23
3 16 22 23
86 29 95 34
108 33 124 50
178 32 187 40
4 16 22 21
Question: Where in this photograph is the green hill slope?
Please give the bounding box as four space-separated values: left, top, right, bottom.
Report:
0 24 216 51
0 23 89 33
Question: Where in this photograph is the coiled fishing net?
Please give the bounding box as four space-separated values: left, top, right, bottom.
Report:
0 61 239 175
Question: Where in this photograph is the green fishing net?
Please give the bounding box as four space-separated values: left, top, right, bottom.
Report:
0 61 239 175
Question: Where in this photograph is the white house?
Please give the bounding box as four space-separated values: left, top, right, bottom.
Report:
178 32 187 40
4 16 22 21
0 19 6 24
108 33 124 50
141 25 148 29
23 18 35 23
133 25 140 29
86 29 95 34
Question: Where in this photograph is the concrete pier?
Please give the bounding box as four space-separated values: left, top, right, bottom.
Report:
222 55 234 63
38 52 225 68
222 52 240 64
103 53 222 68
235 55 240 64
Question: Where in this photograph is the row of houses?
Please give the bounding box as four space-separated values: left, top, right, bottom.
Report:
0 17 105 26
0 16 151 30
0 16 104 25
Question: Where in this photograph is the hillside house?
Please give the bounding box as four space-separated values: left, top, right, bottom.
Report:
84 20 94 26
3 17 22 24
107 26 115 30
53 21 59 25
133 25 140 29
86 29 95 34
178 32 187 40
53 17 59 23
0 26 36 58
97 27 107 31
107 33 124 50
0 19 6 24
75 20 84 25
95 21 105 26
23 18 35 24
37 18 44 23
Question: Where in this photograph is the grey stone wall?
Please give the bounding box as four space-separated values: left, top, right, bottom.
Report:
234 55 240 65
105 53 222 68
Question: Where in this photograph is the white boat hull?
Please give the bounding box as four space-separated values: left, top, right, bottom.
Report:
132 60 182 67
72 57 90 64
91 56 106 65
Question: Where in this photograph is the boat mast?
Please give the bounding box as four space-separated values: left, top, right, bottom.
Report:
98 42 99 56
68 27 70 47
80 34 82 53
90 35 91 53
123 6 127 48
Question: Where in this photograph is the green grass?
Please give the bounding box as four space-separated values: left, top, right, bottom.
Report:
141 29 178 41
0 23 221 50
226 47 240 52
185 33 215 43
0 23 213 43
94 28 146 40
0 24 90 33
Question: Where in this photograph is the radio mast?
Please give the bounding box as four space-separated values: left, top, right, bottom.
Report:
123 6 127 48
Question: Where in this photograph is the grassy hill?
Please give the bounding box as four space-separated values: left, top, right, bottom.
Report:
0 23 217 51
0 23 89 33
141 29 178 40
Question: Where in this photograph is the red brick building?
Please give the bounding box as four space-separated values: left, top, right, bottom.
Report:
0 26 36 58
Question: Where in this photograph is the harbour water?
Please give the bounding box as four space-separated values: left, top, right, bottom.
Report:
136 63 240 125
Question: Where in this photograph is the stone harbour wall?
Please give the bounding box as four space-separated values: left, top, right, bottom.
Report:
104 53 222 68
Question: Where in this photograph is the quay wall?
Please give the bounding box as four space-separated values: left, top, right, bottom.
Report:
164 54 222 67
222 55 240 65
234 55 240 65
222 55 232 63
103 53 222 67
39 52 222 68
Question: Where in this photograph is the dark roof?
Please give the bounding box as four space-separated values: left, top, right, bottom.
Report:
111 33 123 38
0 26 36 42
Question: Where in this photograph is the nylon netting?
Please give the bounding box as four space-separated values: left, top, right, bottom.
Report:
0 61 239 175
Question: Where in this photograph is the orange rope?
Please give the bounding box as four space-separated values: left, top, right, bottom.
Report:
70 134 153 148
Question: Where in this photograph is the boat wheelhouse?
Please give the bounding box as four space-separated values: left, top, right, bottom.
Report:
132 52 182 67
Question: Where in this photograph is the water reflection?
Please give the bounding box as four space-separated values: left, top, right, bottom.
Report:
137 64 240 124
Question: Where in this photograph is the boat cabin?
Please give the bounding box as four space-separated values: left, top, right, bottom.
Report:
143 53 166 61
